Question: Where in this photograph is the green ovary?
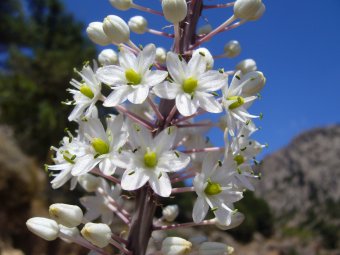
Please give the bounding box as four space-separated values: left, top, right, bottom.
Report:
92 138 110 155
204 181 222 196
125 68 142 85
80 84 94 99
234 154 245 165
182 77 198 94
144 151 158 168
228 96 245 110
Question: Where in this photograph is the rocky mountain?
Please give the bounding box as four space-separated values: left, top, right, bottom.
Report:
255 125 340 250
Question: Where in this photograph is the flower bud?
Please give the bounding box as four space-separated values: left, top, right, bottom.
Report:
162 205 179 222
193 48 214 70
162 0 188 23
128 16 148 34
86 22 111 46
78 174 101 192
161 237 192 255
109 0 133 10
224 40 241 58
241 71 266 96
81 223 112 248
234 0 265 21
59 225 80 243
236 59 257 74
199 242 234 255
103 15 130 44
98 49 118 66
26 217 59 241
49 203 83 228
197 24 212 36
156 47 167 64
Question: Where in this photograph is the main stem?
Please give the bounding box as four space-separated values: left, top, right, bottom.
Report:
126 2 203 254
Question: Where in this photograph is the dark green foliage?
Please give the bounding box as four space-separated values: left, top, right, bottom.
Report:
0 0 96 160
229 191 274 243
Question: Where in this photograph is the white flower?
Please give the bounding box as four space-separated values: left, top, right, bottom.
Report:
119 124 190 197
67 63 102 122
98 49 118 66
199 242 234 255
162 0 188 23
86 22 111 46
222 71 259 136
26 217 59 241
161 237 192 255
81 223 112 248
103 15 130 44
48 135 86 189
72 115 128 176
78 174 101 192
109 0 132 10
224 40 241 58
156 47 167 64
49 203 83 228
239 71 266 97
97 44 168 106
153 52 225 116
80 180 121 225
192 154 243 225
128 16 148 34
214 212 245 230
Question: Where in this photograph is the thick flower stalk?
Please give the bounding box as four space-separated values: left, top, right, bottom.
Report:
28 1 268 255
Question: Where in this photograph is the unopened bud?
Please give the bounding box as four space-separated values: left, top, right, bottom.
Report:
199 242 234 255
162 0 188 23
156 47 167 64
197 24 212 36
128 16 148 34
162 205 179 222
86 22 111 46
234 0 265 21
109 0 133 10
241 71 266 96
224 40 241 58
49 203 83 228
81 223 112 248
162 237 192 255
103 15 130 44
98 49 118 66
78 174 101 192
236 59 257 74
26 217 59 241
193 48 214 70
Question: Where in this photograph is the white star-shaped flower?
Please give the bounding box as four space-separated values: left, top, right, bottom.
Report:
96 44 168 106
119 123 190 197
67 63 102 122
153 52 225 116
72 115 128 176
193 154 243 226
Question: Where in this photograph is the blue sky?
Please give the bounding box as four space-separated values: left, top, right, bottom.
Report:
63 0 340 155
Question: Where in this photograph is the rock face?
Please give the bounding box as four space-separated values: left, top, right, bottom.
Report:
254 125 340 249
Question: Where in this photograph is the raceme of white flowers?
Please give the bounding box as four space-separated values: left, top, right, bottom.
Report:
28 0 267 254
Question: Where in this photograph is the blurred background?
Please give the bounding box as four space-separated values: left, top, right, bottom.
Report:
0 0 339 254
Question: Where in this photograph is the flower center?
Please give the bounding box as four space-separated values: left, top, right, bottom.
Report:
227 96 245 110
234 154 245 165
91 138 110 155
80 84 94 99
182 77 198 94
204 180 222 196
125 68 142 85
144 150 158 168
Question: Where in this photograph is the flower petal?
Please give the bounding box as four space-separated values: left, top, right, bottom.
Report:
158 151 190 172
176 93 199 116
121 169 149 191
99 158 116 176
154 126 177 153
103 86 131 107
166 52 188 84
149 172 171 197
137 44 156 74
119 49 137 70
152 81 180 99
142 70 168 87
197 70 227 92
127 86 149 104
72 155 100 176
192 197 209 223
196 92 222 113
188 53 206 77
96 65 126 85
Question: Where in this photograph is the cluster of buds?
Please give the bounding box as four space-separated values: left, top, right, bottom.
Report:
28 0 267 254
